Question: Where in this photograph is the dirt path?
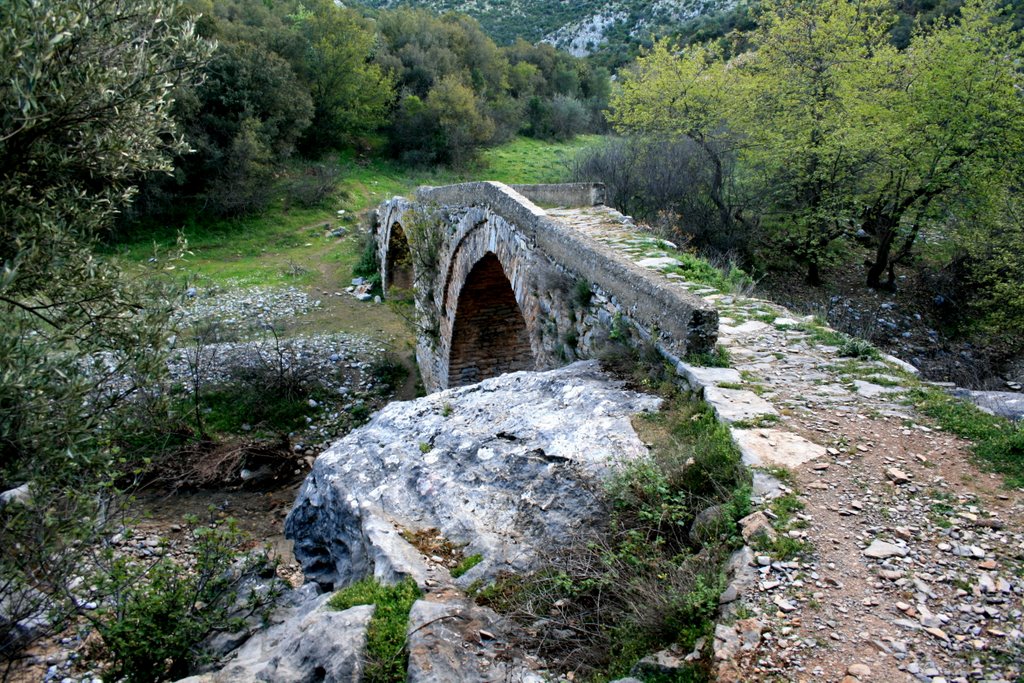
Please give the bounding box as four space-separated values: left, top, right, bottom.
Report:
713 313 1024 683
553 206 1024 683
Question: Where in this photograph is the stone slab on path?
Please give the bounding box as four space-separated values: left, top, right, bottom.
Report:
732 428 826 469
675 363 742 389
703 387 778 424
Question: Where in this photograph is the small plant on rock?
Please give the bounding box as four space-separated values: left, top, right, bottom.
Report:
329 578 421 683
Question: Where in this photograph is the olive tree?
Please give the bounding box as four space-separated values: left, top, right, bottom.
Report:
0 0 211 669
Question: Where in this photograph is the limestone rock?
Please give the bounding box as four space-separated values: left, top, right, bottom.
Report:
863 540 909 559
731 428 825 469
177 593 373 683
689 504 729 545
738 511 777 543
286 362 661 588
406 595 543 683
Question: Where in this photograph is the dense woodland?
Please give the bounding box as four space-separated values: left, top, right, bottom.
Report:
127 0 609 222
2 0 1024 680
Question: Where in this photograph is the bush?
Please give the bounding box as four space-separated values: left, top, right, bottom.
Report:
88 517 281 682
838 336 881 360
572 136 749 256
285 160 341 209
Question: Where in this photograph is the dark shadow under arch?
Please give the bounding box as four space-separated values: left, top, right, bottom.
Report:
447 252 534 387
386 222 413 294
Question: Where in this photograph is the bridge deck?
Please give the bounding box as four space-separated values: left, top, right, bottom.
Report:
546 206 722 298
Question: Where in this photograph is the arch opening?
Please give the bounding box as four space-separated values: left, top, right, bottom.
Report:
447 252 534 387
386 222 413 296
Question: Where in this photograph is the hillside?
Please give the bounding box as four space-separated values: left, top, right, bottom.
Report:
354 0 740 54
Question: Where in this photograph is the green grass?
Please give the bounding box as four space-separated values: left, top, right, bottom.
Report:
685 345 732 368
329 578 422 683
478 135 602 185
450 553 483 578
110 136 603 289
911 387 1024 488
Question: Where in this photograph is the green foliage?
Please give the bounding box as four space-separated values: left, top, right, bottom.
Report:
911 387 1024 488
0 0 211 663
329 578 422 683
573 279 594 309
610 0 1024 308
369 354 410 394
451 554 483 578
290 0 395 152
838 337 882 360
685 345 731 368
89 517 280 683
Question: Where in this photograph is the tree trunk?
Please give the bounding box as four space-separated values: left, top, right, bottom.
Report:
806 260 823 287
866 230 894 289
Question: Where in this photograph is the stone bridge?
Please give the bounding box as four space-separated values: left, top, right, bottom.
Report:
374 182 719 392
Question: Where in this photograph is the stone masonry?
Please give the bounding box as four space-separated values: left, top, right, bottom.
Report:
375 182 719 391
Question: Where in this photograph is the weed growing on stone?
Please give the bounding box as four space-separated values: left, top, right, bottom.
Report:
328 578 421 683
838 336 881 360
731 414 781 429
450 554 483 578
685 344 731 368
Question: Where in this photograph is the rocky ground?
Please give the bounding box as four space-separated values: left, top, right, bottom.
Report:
710 307 1023 683
9 281 415 683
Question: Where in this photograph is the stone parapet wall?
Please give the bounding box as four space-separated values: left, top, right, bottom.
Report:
509 182 606 208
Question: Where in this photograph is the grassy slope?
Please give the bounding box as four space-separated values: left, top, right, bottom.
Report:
110 136 603 342
114 136 602 286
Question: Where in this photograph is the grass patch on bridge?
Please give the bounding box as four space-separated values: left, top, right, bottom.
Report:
910 387 1024 488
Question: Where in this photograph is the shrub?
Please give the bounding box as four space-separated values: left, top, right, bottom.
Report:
838 336 881 360
285 160 341 209
88 517 280 682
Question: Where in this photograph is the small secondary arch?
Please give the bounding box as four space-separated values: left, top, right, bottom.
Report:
385 222 413 295
447 252 535 387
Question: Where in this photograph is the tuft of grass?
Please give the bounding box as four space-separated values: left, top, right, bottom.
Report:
731 413 781 429
329 578 422 683
910 387 1024 488
838 336 881 360
685 345 731 368
451 554 483 579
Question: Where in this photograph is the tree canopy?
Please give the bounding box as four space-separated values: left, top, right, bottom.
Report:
612 0 1024 296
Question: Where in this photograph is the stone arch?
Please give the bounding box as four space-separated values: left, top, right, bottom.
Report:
385 222 413 295
447 252 535 387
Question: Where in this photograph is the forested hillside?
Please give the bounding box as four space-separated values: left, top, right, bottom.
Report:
124 0 609 227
